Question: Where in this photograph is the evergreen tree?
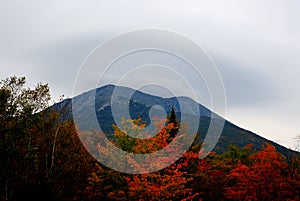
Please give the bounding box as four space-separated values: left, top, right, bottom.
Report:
167 107 179 140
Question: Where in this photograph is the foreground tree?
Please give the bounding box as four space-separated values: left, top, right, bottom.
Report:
193 145 253 201
87 117 200 201
0 76 50 201
225 144 299 201
0 76 95 201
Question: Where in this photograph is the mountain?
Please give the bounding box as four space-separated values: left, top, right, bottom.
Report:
52 84 299 158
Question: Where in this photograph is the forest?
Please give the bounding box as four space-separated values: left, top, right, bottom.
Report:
0 76 299 201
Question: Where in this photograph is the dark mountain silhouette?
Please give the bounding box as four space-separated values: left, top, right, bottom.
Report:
51 84 299 158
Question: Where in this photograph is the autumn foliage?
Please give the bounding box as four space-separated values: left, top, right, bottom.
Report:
86 118 300 201
225 144 300 201
1 76 300 201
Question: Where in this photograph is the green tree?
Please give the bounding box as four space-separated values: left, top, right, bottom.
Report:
0 76 50 201
166 107 179 141
0 76 95 200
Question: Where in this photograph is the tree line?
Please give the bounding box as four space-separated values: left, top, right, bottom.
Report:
0 76 299 201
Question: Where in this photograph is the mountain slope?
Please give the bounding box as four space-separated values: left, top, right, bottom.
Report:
52 84 299 158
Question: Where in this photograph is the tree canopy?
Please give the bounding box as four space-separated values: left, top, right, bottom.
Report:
0 76 299 201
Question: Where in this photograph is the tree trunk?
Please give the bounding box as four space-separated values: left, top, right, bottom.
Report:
46 126 60 178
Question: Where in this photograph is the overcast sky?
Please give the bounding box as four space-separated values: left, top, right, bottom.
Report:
1 0 299 149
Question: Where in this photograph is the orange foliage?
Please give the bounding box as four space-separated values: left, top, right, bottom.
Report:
225 144 300 201
86 118 300 201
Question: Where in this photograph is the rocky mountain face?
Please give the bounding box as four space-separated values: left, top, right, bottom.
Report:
51 84 299 158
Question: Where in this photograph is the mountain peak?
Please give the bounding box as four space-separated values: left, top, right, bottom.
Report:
54 84 299 158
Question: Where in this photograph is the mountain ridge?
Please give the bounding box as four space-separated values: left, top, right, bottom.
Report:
51 84 299 158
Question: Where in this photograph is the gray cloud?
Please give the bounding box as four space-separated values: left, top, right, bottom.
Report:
0 0 299 149
211 52 281 108
24 34 108 98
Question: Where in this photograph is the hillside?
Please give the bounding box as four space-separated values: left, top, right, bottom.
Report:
53 84 299 158
1 76 299 201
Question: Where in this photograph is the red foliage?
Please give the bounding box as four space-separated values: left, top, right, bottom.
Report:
225 144 300 201
86 118 300 201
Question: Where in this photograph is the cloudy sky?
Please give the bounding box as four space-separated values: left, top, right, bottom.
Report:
1 0 299 149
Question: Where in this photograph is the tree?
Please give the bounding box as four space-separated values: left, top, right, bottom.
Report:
166 107 179 140
225 144 297 201
39 117 95 201
0 76 50 201
293 134 300 152
0 76 95 201
87 117 200 201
